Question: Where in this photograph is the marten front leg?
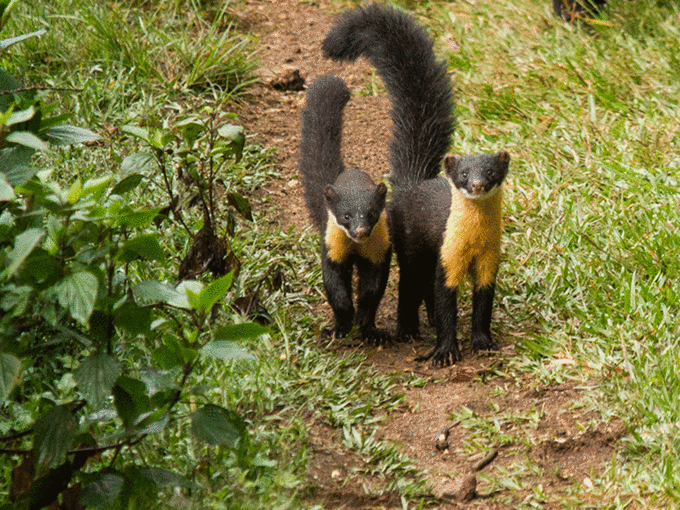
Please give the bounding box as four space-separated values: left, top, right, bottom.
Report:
471 283 498 352
432 264 462 367
321 254 354 339
355 251 392 345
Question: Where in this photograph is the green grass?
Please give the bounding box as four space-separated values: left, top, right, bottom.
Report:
4 0 680 507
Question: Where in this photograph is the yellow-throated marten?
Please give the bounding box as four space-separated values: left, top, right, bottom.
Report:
323 3 510 366
299 74 392 344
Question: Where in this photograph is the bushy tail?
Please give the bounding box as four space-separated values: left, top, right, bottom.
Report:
322 3 455 190
299 74 351 231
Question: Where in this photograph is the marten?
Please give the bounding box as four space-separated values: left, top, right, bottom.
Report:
298 74 392 344
323 3 510 366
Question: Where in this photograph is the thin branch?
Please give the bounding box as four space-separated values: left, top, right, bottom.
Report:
0 86 84 95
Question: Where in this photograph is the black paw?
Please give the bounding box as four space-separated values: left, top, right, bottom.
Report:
321 324 353 340
360 326 391 346
395 324 419 342
470 332 499 352
431 344 462 367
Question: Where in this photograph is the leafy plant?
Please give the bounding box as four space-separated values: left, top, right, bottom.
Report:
0 4 269 508
120 106 251 282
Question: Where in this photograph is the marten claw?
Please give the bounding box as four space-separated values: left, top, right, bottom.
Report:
360 326 391 346
431 346 461 367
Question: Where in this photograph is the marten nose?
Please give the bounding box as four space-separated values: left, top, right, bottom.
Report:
354 226 370 240
471 180 484 193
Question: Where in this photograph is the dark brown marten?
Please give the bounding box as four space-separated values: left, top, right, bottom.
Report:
299 74 391 344
323 3 510 366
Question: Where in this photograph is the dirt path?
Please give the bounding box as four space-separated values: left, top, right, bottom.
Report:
234 1 623 507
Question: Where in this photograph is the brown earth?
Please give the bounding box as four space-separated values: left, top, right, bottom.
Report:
233 0 623 507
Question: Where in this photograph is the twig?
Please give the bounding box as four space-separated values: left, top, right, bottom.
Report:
0 86 83 95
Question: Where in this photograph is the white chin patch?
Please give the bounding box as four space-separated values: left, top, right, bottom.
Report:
328 210 371 242
458 184 500 200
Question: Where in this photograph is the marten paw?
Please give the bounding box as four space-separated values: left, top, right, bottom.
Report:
395 324 419 342
470 332 499 352
431 344 462 367
360 326 391 346
321 323 353 340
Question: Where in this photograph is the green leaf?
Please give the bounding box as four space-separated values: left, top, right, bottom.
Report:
133 280 185 307
195 272 233 313
116 208 160 228
5 105 35 126
226 192 253 221
201 340 255 362
33 405 76 470
135 410 170 434
114 301 152 336
214 322 271 342
2 227 44 279
74 352 121 406
111 173 143 195
174 280 204 309
120 124 151 145
2 162 37 186
81 472 124 509
152 341 184 370
6 130 49 151
66 178 82 204
120 234 164 262
43 125 101 146
217 123 245 162
57 271 98 326
82 175 112 201
0 29 46 50
176 119 204 147
191 404 246 448
0 352 20 401
0 146 35 183
0 69 25 112
185 287 201 311
112 376 150 429
140 467 198 489
0 172 15 201
139 368 178 396
121 152 155 176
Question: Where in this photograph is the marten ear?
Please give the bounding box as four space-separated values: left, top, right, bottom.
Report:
443 154 458 176
497 150 511 166
375 182 388 209
325 185 337 206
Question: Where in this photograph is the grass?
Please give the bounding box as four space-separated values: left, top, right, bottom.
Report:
4 0 680 507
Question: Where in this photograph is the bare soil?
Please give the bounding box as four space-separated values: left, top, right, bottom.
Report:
233 0 623 507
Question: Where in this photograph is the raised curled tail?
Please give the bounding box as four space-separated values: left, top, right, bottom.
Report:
322 3 455 190
299 74 350 231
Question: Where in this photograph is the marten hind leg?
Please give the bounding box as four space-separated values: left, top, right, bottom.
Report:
395 259 426 340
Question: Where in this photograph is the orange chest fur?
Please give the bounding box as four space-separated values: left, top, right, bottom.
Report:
325 211 391 265
440 186 503 290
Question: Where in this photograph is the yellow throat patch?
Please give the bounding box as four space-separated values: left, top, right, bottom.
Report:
325 211 391 266
440 184 503 290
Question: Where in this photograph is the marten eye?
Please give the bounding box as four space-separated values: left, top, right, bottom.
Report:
344 213 351 221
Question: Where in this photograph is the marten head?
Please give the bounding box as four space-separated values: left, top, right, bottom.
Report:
325 169 388 243
444 151 510 200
